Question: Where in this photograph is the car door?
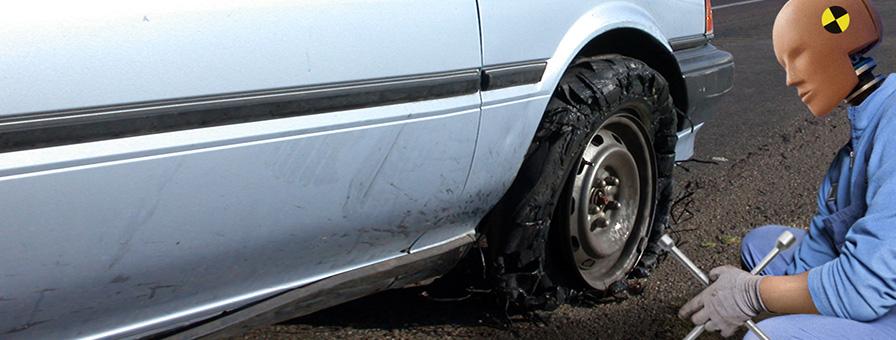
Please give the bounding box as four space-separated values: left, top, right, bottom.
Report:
0 1 481 339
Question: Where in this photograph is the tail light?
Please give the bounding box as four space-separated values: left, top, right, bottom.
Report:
705 0 714 36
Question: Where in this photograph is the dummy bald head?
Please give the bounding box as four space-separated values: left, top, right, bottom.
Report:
772 0 882 116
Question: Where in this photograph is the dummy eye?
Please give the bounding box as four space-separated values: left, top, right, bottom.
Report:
782 46 805 68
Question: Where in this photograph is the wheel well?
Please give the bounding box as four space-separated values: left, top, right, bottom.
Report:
575 28 687 116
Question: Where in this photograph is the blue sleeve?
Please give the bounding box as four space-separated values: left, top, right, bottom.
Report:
788 213 839 274
808 121 896 321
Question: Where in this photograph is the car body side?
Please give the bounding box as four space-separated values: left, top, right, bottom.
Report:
0 1 732 339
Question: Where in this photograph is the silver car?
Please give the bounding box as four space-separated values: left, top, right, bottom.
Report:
0 1 732 339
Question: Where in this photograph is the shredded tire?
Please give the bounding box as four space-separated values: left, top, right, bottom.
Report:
481 55 678 313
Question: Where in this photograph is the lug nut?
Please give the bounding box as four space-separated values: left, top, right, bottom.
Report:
605 201 621 211
591 217 610 231
604 176 620 186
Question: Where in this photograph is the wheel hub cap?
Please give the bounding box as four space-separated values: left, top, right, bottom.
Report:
564 115 653 290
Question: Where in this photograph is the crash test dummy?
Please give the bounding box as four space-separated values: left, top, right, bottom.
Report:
679 0 896 338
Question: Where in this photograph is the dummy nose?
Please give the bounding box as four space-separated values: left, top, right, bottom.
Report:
784 67 802 87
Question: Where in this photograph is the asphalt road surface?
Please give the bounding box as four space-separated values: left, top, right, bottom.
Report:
234 1 896 339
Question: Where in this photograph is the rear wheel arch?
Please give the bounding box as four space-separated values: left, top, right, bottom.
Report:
575 28 687 117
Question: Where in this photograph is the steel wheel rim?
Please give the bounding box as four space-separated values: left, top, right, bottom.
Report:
567 113 654 289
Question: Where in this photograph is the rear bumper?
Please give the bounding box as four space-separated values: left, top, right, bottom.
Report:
671 40 734 160
675 42 734 127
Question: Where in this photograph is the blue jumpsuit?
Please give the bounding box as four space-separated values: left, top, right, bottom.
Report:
741 75 896 339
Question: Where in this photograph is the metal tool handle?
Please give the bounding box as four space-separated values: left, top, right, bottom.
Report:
683 318 768 340
683 324 704 340
745 320 770 340
683 320 767 340
751 249 781 275
751 230 796 276
668 244 710 286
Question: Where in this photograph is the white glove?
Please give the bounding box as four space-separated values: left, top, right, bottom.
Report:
678 265 767 337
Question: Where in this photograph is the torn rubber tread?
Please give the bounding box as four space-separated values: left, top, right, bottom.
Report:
485 55 677 312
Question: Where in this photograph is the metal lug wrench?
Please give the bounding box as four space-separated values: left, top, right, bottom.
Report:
659 231 796 340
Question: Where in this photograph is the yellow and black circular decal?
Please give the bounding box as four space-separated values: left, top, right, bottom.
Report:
822 6 850 34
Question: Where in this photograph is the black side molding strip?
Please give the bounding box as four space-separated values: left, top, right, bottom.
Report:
481 61 547 91
0 70 480 153
1 60 548 154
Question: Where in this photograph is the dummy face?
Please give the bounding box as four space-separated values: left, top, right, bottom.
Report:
773 30 857 117
771 0 884 116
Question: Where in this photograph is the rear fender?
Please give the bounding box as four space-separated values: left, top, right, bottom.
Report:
540 1 672 100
